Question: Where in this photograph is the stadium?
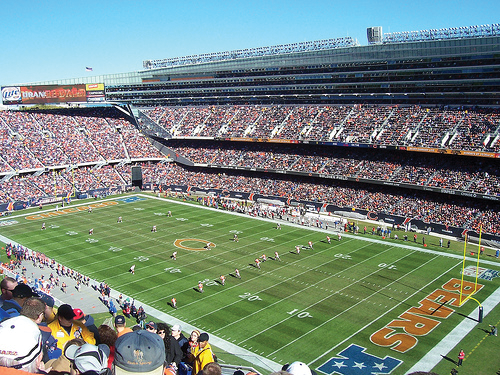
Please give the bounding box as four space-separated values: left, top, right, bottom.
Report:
1 22 500 375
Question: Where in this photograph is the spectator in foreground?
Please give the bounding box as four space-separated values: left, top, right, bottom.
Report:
65 343 110 375
190 333 215 375
202 362 221 375
48 304 95 351
21 297 61 362
157 322 182 369
97 325 117 369
39 294 56 324
185 329 201 363
113 330 165 375
0 276 18 308
283 362 317 375
45 338 85 375
2 283 38 317
171 324 188 353
0 315 44 373
74 309 100 345
114 315 132 338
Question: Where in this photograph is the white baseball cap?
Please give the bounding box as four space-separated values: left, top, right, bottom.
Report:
285 362 317 375
0 316 42 368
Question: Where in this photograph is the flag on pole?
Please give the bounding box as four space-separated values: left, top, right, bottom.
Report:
85 67 93 71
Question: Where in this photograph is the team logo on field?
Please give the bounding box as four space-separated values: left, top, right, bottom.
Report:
462 265 499 281
318 344 402 375
173 238 215 251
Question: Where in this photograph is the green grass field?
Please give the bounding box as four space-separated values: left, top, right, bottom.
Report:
1 193 499 375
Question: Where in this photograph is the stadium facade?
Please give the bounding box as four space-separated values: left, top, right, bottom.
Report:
12 24 500 107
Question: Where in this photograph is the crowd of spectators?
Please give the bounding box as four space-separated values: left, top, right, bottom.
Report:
1 157 498 234
166 141 500 196
141 104 500 151
1 107 499 236
132 162 500 235
0 109 162 174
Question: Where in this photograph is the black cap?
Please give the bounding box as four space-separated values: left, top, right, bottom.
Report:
199 333 209 342
58 304 76 320
13 283 38 298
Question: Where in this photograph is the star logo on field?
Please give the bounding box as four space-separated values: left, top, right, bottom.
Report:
333 361 347 369
373 362 388 371
353 362 366 369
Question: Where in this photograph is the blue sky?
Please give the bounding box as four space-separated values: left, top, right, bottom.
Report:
1 0 498 85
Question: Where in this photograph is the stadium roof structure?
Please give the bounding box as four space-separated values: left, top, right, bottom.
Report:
142 36 359 69
381 23 500 44
7 23 500 107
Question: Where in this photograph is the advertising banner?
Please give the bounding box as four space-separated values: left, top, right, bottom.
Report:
2 84 106 105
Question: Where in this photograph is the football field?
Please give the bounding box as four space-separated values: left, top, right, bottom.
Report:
1 193 499 374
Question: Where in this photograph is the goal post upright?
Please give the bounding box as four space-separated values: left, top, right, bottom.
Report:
459 225 484 322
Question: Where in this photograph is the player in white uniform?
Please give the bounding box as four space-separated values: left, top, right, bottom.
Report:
235 269 241 278
220 275 226 285
274 251 281 261
171 251 177 260
129 264 136 274
151 225 157 232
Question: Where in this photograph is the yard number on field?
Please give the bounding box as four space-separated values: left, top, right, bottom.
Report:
239 292 262 301
378 263 397 270
164 267 181 273
287 309 313 318
335 253 352 259
260 237 275 242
